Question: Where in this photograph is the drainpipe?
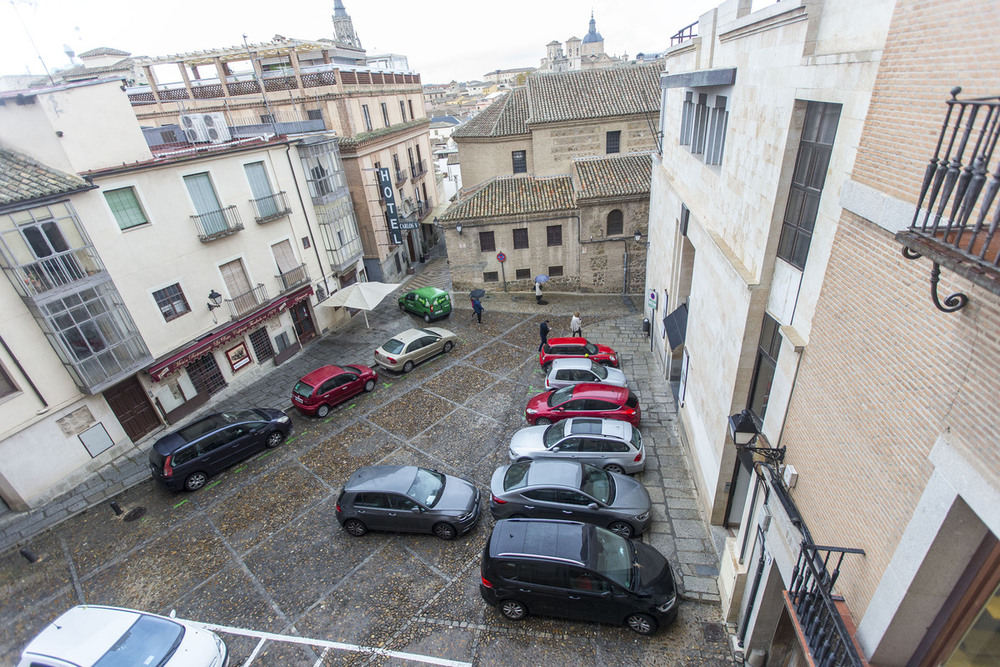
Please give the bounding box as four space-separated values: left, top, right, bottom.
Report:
0 332 47 409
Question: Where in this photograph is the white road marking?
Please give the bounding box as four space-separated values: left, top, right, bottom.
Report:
193 621 472 667
241 637 267 667
311 647 331 667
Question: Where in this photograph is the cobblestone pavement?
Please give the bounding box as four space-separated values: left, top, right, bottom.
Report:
0 246 735 665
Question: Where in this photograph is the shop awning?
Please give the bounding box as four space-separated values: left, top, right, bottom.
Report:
147 285 313 381
664 303 688 350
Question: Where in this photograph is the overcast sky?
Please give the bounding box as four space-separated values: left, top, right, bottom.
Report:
2 0 724 84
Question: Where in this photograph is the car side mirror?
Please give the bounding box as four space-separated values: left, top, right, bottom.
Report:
411 506 422 513
588 502 599 510
550 446 560 452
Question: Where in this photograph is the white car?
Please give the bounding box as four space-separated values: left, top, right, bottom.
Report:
544 357 628 391
18 605 228 667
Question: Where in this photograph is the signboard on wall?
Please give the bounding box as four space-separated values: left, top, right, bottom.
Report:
376 168 402 245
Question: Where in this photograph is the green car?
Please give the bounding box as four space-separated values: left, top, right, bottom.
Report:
398 287 452 322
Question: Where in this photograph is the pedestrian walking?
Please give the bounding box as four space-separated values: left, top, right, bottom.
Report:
570 312 583 338
471 297 484 324
535 281 543 304
539 320 550 351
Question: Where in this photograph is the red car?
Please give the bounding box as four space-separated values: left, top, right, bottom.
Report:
525 383 640 426
539 337 619 370
292 364 378 417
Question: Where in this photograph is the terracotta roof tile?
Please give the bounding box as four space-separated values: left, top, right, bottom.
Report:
78 47 131 58
0 148 91 207
440 176 575 221
574 153 653 200
453 88 529 138
527 65 661 123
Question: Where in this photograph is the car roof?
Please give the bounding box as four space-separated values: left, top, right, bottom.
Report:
546 337 588 346
524 460 583 487
490 518 591 566
564 417 630 439
549 358 597 371
22 605 145 665
408 287 449 298
344 465 419 493
569 383 629 400
299 365 346 385
153 410 270 455
387 327 449 345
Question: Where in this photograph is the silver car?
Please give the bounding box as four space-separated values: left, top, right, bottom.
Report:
489 460 651 537
374 327 457 373
544 358 628 391
509 417 645 474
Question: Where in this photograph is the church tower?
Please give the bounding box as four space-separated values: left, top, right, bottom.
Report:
581 11 605 58
332 0 363 49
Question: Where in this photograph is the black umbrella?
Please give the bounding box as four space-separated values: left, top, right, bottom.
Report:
470 289 486 298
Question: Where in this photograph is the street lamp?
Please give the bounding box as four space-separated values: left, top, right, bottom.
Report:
207 290 223 311
727 409 786 463
456 222 463 235
633 229 650 247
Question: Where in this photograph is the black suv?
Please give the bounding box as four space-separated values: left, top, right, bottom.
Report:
149 408 291 491
479 518 678 634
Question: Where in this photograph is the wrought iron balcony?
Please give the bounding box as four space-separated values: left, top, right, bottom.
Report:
192 205 244 242
417 200 433 220
395 168 408 185
276 263 309 292
226 283 268 319
251 191 291 224
4 246 105 298
411 159 427 179
788 541 867 667
897 88 1000 312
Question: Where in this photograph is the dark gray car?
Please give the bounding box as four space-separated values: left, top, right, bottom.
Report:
336 465 481 540
490 460 651 537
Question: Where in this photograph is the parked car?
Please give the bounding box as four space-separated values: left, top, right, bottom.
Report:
18 604 228 667
490 459 651 537
479 518 679 634
525 384 640 427
292 364 378 417
336 465 480 539
374 327 457 373
399 286 452 322
149 408 291 491
544 357 627 391
538 337 619 371
508 417 645 474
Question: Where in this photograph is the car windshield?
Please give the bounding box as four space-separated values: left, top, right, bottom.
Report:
221 410 263 423
591 362 608 380
585 342 599 355
408 467 445 507
383 338 405 354
503 462 530 491
630 427 642 450
580 465 613 504
292 380 315 398
542 422 566 447
593 528 634 590
548 386 575 407
418 328 441 338
93 615 183 667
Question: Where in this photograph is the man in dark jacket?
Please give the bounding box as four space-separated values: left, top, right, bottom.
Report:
539 320 550 351
471 297 484 324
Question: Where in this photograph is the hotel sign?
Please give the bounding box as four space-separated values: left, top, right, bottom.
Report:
377 168 402 245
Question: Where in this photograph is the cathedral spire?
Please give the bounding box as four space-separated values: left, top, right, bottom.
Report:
332 0 363 50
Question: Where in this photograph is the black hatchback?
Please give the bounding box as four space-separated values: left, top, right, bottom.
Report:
148 408 292 491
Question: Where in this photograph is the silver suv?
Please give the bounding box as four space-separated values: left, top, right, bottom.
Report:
508 417 645 474
544 358 628 391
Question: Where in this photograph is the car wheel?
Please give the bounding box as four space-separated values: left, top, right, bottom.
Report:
399 302 406 311
608 520 634 538
535 417 552 425
626 613 657 635
344 519 367 536
364 379 376 392
603 463 626 475
316 404 331 418
265 431 284 449
432 522 457 540
402 360 415 373
184 471 208 492
500 599 528 621
442 341 454 353
424 313 432 323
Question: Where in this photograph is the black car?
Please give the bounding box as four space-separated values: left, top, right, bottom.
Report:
148 408 292 491
479 518 678 634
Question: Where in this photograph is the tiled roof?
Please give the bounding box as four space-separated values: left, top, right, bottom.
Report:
453 88 529 138
0 148 91 207
440 176 575 221
59 60 133 78
527 65 661 123
78 47 131 58
574 153 653 200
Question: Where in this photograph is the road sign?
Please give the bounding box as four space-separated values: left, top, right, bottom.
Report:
497 252 506 262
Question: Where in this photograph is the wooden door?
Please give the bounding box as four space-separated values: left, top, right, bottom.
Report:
103 375 160 442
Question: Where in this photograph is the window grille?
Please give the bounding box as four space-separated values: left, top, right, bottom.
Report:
513 228 529 249
479 231 496 252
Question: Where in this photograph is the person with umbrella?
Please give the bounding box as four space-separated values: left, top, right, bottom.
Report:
535 275 548 305
470 289 485 324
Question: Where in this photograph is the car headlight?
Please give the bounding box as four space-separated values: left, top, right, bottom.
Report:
657 593 677 612
634 511 650 521
277 415 290 423
526 408 537 414
610 355 617 363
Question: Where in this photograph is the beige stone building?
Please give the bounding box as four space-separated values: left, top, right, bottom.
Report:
642 0 999 662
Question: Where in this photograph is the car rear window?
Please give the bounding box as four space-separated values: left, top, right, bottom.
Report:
503 462 530 491
626 392 639 408
383 338 405 354
293 380 315 398
93 615 184 667
630 427 642 450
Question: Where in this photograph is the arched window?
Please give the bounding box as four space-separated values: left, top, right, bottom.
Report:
606 210 623 236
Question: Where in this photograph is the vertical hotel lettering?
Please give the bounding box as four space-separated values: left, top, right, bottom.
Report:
377 167 402 245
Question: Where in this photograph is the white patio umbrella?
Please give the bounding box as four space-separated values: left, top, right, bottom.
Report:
322 281 400 328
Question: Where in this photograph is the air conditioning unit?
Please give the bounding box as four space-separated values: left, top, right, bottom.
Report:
201 112 231 143
180 114 208 143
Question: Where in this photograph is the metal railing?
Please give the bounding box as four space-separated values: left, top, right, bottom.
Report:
395 168 409 185
326 236 364 271
226 283 268 319
411 159 427 179
417 200 433 220
671 22 697 46
192 205 243 241
4 247 105 298
276 264 309 292
251 191 291 223
788 541 867 667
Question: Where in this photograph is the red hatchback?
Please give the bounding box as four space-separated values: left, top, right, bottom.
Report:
539 338 619 370
525 383 640 426
292 364 378 417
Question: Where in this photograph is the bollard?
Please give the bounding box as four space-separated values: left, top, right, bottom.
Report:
110 501 124 516
19 547 38 563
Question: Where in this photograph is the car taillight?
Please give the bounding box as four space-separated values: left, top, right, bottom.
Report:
491 494 506 504
162 454 174 477
388 357 396 365
481 575 493 589
634 453 643 462
336 503 341 512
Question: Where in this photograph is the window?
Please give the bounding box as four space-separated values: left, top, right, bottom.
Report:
381 102 390 127
408 100 415 119
606 131 621 154
152 283 190 321
512 150 527 174
479 231 496 252
361 104 372 131
400 100 407 121
248 327 275 362
0 364 17 398
261 114 275 123
160 129 177 143
307 109 323 121
483 271 499 282
513 228 529 249
104 187 149 230
546 225 562 247
515 268 531 280
747 313 782 421
777 102 841 269
606 210 623 236
548 265 564 277
302 236 311 249
407 147 416 173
